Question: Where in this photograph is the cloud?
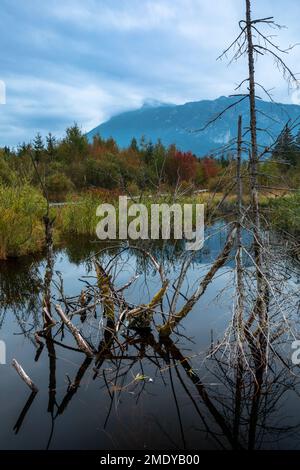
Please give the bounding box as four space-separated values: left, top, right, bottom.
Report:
0 72 147 145
48 0 177 32
0 0 299 146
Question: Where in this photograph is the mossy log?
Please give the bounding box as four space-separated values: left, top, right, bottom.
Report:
127 280 169 329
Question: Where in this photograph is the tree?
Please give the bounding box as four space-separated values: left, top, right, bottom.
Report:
143 141 154 165
60 123 89 163
202 157 219 180
272 124 298 167
129 137 138 152
46 133 57 161
33 133 44 163
165 149 197 185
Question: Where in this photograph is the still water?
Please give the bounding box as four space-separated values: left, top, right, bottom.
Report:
0 223 299 450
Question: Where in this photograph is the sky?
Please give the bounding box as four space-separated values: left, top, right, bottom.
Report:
1 0 300 147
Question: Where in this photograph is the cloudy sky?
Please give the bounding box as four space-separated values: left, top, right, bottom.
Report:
1 0 299 146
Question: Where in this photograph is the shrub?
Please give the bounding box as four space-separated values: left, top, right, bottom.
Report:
268 192 300 234
46 173 74 201
0 184 46 258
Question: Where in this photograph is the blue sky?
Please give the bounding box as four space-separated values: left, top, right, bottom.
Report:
1 0 299 147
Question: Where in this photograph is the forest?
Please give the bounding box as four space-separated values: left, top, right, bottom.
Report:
0 120 299 258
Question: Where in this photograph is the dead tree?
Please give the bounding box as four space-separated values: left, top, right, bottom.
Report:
210 0 299 350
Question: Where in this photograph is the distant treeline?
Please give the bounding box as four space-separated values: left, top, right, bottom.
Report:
0 122 299 201
0 124 234 201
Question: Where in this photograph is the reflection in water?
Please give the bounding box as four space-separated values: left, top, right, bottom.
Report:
0 223 299 450
0 256 43 344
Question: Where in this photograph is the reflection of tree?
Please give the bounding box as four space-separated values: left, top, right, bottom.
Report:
13 316 300 449
6 223 300 450
0 255 43 333
206 346 300 449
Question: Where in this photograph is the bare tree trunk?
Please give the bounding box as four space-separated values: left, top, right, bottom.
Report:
233 115 244 446
245 0 267 328
236 115 244 335
43 215 55 327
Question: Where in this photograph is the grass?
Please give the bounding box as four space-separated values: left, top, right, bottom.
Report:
0 184 46 259
0 184 298 259
58 191 106 236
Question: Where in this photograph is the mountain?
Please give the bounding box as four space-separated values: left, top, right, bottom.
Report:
86 96 300 157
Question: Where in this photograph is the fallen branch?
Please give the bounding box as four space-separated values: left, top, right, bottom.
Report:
55 305 94 357
12 359 38 393
126 280 169 328
158 225 237 336
95 261 115 325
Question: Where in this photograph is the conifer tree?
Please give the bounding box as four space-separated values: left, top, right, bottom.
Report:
272 124 298 166
33 133 44 163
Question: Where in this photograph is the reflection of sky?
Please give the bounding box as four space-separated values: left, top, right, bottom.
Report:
1 0 300 146
0 223 299 450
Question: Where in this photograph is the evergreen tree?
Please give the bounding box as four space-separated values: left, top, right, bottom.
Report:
272 124 298 167
46 132 57 161
61 123 89 163
295 129 300 165
144 141 154 165
129 137 138 152
18 142 32 158
3 146 10 156
33 133 44 162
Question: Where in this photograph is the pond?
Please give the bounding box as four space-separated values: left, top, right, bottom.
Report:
0 221 299 450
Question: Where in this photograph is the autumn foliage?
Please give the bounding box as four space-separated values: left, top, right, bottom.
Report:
165 148 198 184
202 157 219 179
0 124 224 200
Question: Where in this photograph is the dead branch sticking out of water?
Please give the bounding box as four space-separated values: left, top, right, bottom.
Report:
95 260 115 326
12 359 38 393
158 225 237 336
54 304 94 357
126 280 169 329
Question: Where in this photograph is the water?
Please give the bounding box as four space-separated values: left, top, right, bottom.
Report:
0 223 299 450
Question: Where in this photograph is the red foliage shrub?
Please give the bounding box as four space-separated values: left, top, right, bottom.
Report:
201 157 219 179
166 149 197 184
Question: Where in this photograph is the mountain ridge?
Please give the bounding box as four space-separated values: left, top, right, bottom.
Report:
86 96 300 157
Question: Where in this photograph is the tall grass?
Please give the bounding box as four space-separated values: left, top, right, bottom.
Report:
0 184 46 259
4 185 296 259
58 191 207 239
58 191 114 236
